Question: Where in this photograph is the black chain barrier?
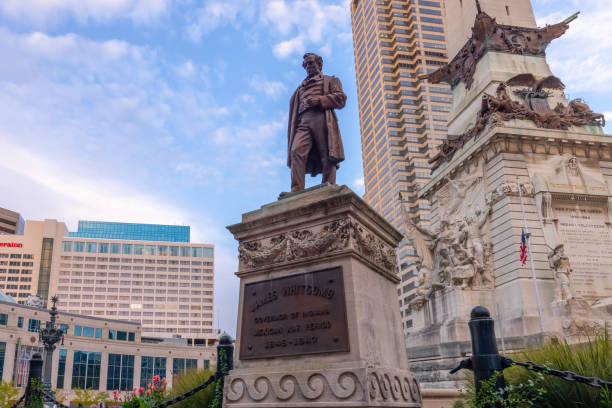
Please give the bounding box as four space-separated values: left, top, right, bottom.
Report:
9 393 26 408
151 373 219 408
509 359 612 389
450 306 611 401
40 389 71 408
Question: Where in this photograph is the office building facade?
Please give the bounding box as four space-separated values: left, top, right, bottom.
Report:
0 207 25 235
0 219 215 340
350 0 451 334
0 296 217 398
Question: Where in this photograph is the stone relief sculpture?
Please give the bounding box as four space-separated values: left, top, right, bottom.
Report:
547 244 573 303
429 76 606 170
425 7 578 89
237 217 397 275
402 174 494 310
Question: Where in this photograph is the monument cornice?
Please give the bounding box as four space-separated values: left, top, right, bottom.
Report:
421 123 612 199
228 185 403 247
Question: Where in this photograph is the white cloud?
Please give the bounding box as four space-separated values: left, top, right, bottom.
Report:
263 0 350 59
249 75 288 99
185 0 350 59
352 177 365 195
534 1 612 94
273 36 306 59
186 0 256 43
0 0 172 25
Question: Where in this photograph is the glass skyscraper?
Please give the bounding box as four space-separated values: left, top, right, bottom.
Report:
69 221 190 243
351 0 451 335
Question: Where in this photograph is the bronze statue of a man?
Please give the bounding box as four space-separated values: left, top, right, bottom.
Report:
287 53 347 192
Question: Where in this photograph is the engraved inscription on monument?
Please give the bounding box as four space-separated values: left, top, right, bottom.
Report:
554 200 612 299
239 267 349 360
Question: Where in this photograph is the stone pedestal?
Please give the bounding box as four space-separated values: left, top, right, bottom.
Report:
225 184 422 407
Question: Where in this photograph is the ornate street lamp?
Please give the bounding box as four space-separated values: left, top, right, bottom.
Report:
39 296 67 391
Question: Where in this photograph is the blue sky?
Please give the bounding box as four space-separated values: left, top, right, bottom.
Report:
0 0 610 336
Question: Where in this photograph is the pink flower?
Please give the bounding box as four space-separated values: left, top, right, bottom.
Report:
152 375 160 382
162 378 167 384
139 387 144 394
147 383 152 389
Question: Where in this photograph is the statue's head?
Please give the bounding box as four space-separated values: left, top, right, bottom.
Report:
303 53 323 77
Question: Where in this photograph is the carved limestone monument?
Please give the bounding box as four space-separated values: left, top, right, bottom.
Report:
225 184 422 407
405 0 612 389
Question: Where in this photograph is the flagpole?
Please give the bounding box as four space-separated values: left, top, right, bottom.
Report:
517 176 545 334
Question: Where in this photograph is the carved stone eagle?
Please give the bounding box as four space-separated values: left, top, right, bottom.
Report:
505 74 565 92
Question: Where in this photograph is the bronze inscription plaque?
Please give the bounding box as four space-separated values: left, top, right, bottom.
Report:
239 267 349 360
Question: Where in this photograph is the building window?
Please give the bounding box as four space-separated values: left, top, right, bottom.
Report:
134 245 144 255
145 246 155 256
140 357 166 387
157 246 168 256
86 242 97 253
28 319 41 333
122 244 132 255
17 316 23 328
60 324 68 333
0 314 7 326
128 332 135 342
38 238 54 302
62 241 72 252
169 247 179 256
107 354 134 391
72 351 102 390
110 244 121 254
0 342 5 380
108 330 115 340
172 358 197 381
181 247 190 257
204 360 210 371
202 248 213 259
74 242 85 252
57 349 67 389
74 326 82 336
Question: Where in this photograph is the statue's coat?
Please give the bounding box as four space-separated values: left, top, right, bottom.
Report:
287 75 347 177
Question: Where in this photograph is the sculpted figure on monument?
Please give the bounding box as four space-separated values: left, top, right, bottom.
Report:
430 77 606 170
287 53 347 192
425 7 577 89
548 244 573 303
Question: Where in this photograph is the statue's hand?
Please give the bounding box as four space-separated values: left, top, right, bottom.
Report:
304 96 321 109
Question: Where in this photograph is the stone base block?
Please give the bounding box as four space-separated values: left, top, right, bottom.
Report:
224 363 421 407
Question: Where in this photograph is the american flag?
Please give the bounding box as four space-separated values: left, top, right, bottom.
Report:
520 229 528 266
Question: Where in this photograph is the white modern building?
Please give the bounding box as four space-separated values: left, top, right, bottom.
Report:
0 218 215 341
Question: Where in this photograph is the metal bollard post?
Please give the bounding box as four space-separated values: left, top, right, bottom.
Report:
449 306 511 407
469 306 506 396
24 352 44 406
216 333 234 376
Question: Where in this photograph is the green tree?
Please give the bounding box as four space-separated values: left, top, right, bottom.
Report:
0 381 20 408
72 389 110 406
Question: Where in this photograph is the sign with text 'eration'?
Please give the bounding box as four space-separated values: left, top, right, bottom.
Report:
239 267 349 360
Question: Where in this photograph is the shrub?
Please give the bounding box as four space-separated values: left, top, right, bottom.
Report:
168 370 216 408
72 388 110 406
459 328 612 407
506 329 611 408
0 381 20 408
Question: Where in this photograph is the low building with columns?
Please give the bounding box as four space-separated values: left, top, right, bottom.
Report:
0 294 217 398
